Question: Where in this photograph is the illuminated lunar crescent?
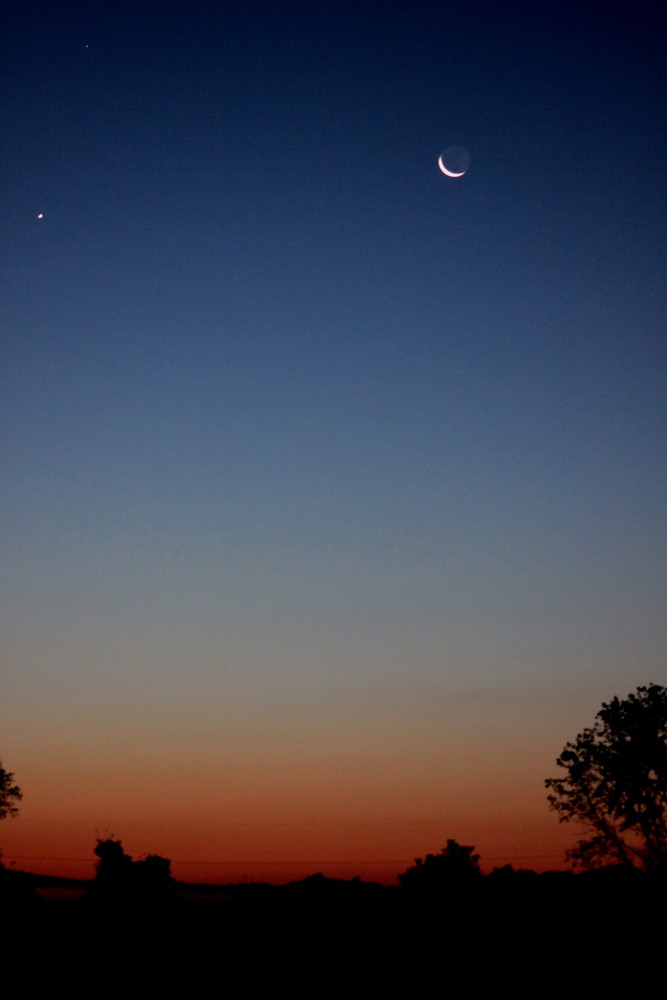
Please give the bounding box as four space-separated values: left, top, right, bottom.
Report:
438 155 464 177
438 146 471 178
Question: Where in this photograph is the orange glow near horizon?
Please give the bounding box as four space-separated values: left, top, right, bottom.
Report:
2 801 576 885
1 683 588 883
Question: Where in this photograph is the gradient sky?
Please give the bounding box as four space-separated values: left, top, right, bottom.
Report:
2 1 666 882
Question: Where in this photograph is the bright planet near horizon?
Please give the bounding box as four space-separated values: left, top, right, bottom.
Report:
438 145 471 177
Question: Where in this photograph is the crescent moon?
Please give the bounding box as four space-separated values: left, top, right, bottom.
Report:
438 154 465 178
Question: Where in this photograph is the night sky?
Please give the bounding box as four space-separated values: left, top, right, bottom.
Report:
3 1 666 882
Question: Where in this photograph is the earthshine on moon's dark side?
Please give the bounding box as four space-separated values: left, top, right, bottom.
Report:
438 146 471 177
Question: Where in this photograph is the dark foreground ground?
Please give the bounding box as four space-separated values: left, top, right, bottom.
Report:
5 867 663 989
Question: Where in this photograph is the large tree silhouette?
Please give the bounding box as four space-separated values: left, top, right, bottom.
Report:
546 683 667 871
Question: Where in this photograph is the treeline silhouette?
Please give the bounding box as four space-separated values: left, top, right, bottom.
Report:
4 685 665 985
8 844 660 993
5 833 661 912
3 680 665 975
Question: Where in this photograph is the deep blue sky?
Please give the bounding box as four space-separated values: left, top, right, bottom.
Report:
2 2 666 878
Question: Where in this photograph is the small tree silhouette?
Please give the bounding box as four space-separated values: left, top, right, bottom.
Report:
0 761 36 905
0 761 22 822
86 838 135 903
398 839 482 888
134 854 175 902
86 838 175 906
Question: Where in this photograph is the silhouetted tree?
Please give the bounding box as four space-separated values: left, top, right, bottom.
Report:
87 838 135 902
398 839 482 888
0 761 35 905
134 853 175 902
87 838 175 905
0 760 22 821
545 683 667 871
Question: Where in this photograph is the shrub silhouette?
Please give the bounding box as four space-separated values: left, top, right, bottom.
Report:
398 839 482 889
86 838 175 905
